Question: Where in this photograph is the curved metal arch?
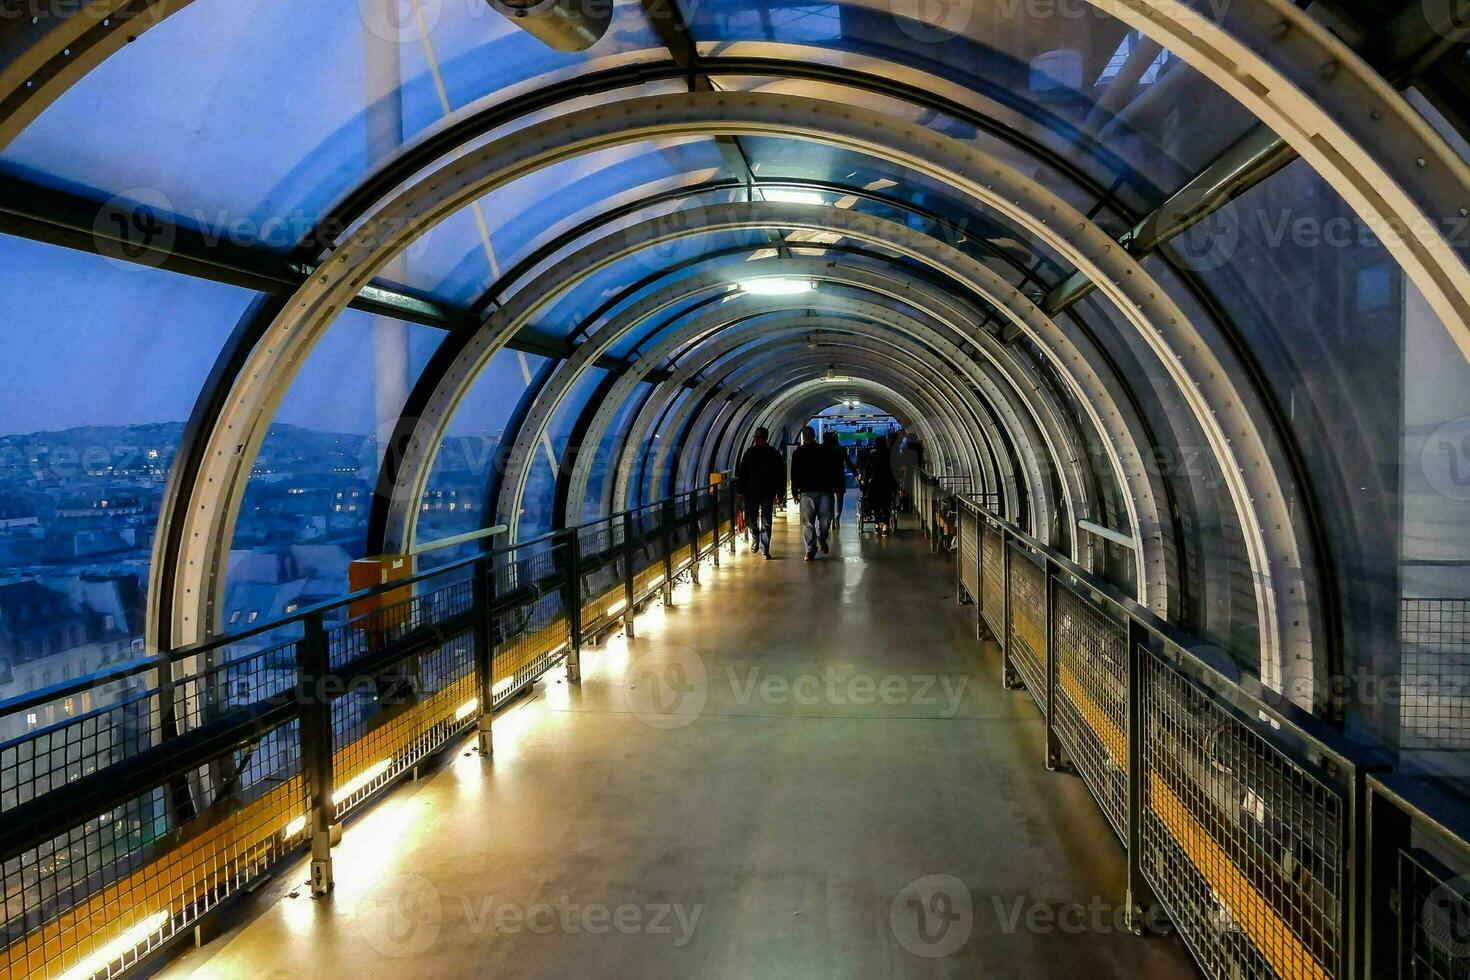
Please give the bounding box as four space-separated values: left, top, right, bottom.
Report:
622 327 981 506
655 351 973 505
20 7 1458 357
687 352 1001 513
160 92 1319 702
494 274 1056 545
765 388 956 478
700 370 1003 513
483 200 1170 608
761 390 949 476
593 257 1086 517
684 352 976 487
618 335 996 515
732 374 975 496
677 352 998 507
602 319 1008 522
567 265 1074 527
700 370 967 500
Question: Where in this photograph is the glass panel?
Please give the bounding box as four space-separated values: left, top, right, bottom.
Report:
416 349 550 559
688 0 1260 211
518 368 610 539
581 386 654 522
1064 295 1257 663
1 0 664 251
377 139 736 305
739 135 1077 283
224 311 446 613
0 234 256 721
1154 157 1470 749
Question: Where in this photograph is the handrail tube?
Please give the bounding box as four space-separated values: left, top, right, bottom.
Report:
950 491 1372 769
0 485 719 718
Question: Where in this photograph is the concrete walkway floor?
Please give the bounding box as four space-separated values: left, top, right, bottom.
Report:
162 495 1199 979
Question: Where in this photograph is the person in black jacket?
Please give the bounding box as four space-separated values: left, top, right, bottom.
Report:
790 426 834 560
822 430 858 526
736 427 784 558
861 434 898 534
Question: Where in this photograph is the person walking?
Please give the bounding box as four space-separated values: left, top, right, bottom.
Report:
790 426 835 560
861 433 898 534
822 430 857 526
736 426 784 559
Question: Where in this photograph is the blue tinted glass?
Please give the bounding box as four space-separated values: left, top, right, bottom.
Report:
690 0 1259 210
0 234 257 700
417 349 550 562
225 311 446 603
1154 159 1470 744
518 367 609 538
1 0 663 251
381 140 736 304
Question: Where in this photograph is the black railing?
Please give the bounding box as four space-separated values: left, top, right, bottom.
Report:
938 475 1470 980
0 481 737 980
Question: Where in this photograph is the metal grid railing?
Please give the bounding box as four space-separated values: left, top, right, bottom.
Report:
0 482 733 980
1007 545 1048 714
948 489 1371 980
1402 598 1470 751
0 629 309 980
1398 847 1470 979
489 544 570 710
958 505 979 603
981 521 1005 639
1140 648 1344 980
1051 579 1129 840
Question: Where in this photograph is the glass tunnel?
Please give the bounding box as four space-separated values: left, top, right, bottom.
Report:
0 0 1468 977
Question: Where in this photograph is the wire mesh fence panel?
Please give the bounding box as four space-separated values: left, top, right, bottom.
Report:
1402 598 1470 751
327 575 476 818
1007 547 1047 714
1051 580 1128 841
489 545 570 709
958 506 979 602
0 628 307 980
981 523 1005 639
577 520 621 631
1140 648 1344 980
1399 847 1470 979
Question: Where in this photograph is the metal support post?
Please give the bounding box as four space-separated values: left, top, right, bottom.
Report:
565 532 582 684
661 499 675 605
1125 617 1159 933
710 488 720 568
299 611 335 895
1000 535 1019 689
622 511 637 638
728 483 738 555
1044 564 1070 773
472 558 495 755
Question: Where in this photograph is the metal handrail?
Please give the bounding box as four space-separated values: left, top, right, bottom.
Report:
936 473 1470 980
0 486 717 720
0 481 739 980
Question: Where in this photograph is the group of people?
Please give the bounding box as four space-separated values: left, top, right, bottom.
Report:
735 425 905 561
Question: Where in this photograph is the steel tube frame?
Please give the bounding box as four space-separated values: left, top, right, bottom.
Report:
610 331 992 518
155 92 1325 703
679 350 980 495
573 276 1058 517
486 263 1059 542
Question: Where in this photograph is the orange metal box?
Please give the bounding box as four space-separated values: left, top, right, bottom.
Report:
348 554 415 624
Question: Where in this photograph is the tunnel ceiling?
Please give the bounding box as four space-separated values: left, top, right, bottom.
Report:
1 0 1467 717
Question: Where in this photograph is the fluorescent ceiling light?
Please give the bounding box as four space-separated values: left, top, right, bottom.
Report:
739 278 815 296
761 188 825 206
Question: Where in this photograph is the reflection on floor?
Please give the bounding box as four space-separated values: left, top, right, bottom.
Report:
162 495 1198 979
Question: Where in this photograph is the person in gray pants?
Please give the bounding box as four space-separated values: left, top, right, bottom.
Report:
789 426 834 560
